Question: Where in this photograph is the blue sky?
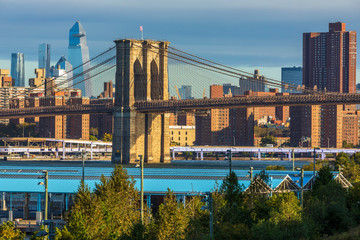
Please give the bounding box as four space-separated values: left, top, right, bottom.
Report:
0 0 359 87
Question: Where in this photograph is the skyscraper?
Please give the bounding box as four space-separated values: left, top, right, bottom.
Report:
10 53 25 87
303 22 356 93
178 85 193 99
67 21 92 96
38 43 51 78
281 67 302 93
239 69 266 95
50 56 73 88
291 22 357 148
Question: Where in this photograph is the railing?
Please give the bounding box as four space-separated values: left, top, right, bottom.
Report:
0 104 113 119
133 93 360 112
1 93 360 118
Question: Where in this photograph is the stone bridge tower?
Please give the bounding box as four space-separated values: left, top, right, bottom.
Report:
112 39 171 163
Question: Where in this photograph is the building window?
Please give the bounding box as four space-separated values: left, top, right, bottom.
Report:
178 137 180 141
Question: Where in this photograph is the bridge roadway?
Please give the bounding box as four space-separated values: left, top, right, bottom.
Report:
134 93 360 112
0 93 360 118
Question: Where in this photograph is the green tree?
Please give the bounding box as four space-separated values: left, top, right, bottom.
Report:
149 190 190 240
346 182 360 224
266 165 286 170
342 140 354 148
214 171 251 239
89 135 97 141
336 152 351 168
306 166 354 236
67 165 141 239
102 133 113 142
251 193 311 240
260 135 277 147
0 221 25 239
184 195 209 240
312 165 334 190
350 152 360 165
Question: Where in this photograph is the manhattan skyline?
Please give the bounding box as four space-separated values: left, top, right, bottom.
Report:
0 0 359 84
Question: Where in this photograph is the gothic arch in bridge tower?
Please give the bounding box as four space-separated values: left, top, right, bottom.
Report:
134 59 146 101
112 39 170 164
151 60 162 100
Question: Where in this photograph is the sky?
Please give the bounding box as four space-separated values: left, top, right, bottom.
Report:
0 0 359 88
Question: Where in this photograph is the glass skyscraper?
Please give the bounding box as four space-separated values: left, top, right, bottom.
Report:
38 43 51 78
178 85 193 99
11 53 25 87
67 21 92 96
50 56 73 88
281 66 302 93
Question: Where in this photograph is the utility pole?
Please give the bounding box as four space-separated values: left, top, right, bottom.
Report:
136 155 144 224
292 148 295 171
313 148 316 177
140 154 144 224
209 192 213 239
227 149 232 174
250 167 254 182
201 192 213 239
82 150 85 182
300 168 304 208
44 170 49 233
313 147 319 177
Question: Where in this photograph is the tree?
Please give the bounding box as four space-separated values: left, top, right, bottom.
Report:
89 135 97 141
266 165 286 170
102 133 112 142
312 165 334 191
342 140 354 148
0 221 25 239
67 165 142 239
149 190 190 240
346 182 360 224
306 166 354 236
350 152 360 165
260 135 277 147
336 152 351 168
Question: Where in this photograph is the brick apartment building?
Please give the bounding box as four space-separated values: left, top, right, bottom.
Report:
195 85 289 146
291 22 357 147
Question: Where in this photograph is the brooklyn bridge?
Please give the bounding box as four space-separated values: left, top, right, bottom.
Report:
1 39 359 163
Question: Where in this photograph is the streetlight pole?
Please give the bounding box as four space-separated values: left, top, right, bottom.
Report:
137 155 144 224
292 148 295 171
43 170 49 232
313 148 319 177
81 150 85 182
209 192 213 239
227 149 232 174
201 192 213 239
300 168 304 208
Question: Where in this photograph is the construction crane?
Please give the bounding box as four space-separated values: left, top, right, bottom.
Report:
174 85 181 100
